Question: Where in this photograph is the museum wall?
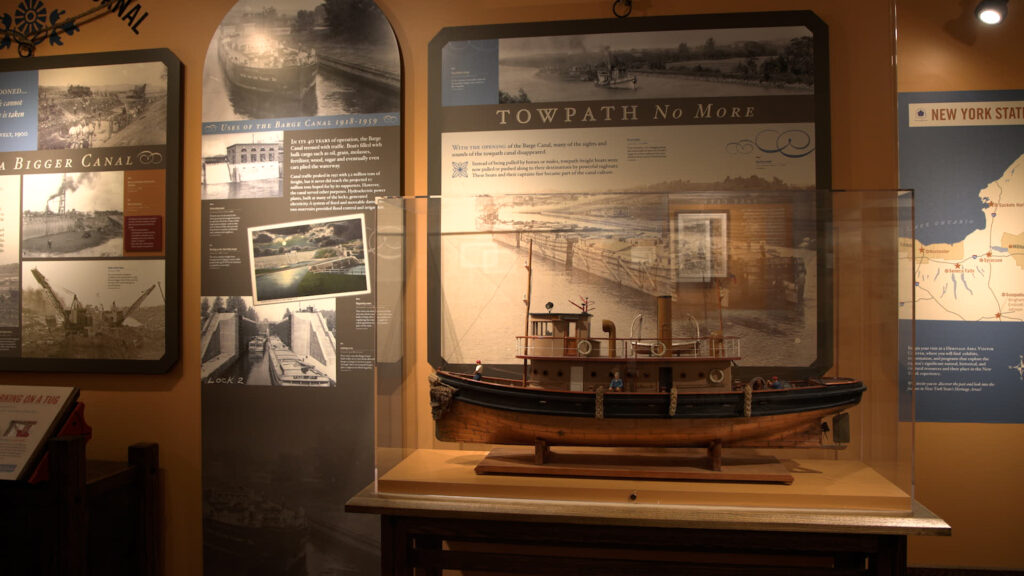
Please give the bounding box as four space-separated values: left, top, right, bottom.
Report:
0 0 1020 573
895 0 1024 569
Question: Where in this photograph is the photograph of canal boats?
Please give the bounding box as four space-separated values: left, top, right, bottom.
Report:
201 291 377 575
37 62 168 150
202 0 400 122
497 26 815 104
248 214 368 305
201 295 337 387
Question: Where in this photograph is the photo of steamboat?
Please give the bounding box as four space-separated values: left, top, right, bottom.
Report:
218 27 317 98
430 245 863 453
267 335 331 387
594 47 638 89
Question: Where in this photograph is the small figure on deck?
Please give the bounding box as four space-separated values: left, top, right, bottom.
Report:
609 371 623 391
474 360 483 381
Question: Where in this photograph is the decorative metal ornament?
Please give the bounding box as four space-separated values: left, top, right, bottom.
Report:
1 0 109 57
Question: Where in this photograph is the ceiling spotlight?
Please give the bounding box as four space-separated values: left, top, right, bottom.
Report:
976 0 1008 24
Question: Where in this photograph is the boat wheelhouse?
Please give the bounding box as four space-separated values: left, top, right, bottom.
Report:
519 295 738 394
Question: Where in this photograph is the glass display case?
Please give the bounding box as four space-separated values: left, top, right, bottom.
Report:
372 189 915 514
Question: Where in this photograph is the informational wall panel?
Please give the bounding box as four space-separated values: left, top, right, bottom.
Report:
429 12 833 380
0 49 181 374
899 90 1024 423
200 1 401 573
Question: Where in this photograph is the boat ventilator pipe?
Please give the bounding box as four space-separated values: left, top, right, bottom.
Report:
601 319 617 357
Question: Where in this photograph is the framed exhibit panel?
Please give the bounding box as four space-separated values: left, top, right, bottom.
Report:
0 49 181 373
373 187 916 515
427 11 833 381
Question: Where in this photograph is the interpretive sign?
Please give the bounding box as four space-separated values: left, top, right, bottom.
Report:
0 384 76 481
898 89 1024 423
200 1 400 574
0 49 180 373
429 12 832 379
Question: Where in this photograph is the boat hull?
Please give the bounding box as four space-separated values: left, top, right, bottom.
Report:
432 371 864 448
268 337 331 387
222 60 317 95
217 32 317 97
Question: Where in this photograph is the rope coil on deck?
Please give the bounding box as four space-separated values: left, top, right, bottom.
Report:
429 375 457 421
743 383 752 418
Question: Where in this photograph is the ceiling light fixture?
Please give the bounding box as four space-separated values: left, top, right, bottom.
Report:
975 0 1008 24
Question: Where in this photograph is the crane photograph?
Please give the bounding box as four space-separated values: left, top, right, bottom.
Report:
20 260 165 360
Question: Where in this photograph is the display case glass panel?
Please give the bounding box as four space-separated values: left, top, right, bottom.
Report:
374 189 914 513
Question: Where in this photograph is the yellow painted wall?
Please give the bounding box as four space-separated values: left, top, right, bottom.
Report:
0 0 1019 572
896 0 1024 569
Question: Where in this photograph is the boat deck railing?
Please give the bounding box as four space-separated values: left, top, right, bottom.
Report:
515 335 740 360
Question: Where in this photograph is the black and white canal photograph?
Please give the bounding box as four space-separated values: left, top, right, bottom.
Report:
496 26 815 103
21 171 125 259
37 61 169 149
201 131 285 200
202 0 400 121
20 259 165 360
200 295 337 387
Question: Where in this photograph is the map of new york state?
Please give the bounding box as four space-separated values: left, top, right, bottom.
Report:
913 152 1024 322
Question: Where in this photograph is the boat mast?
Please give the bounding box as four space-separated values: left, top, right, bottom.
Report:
522 239 533 386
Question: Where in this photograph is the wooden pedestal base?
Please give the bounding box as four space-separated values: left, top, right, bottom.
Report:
347 482 951 576
475 442 794 484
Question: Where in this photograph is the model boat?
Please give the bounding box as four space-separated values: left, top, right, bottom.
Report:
430 244 864 453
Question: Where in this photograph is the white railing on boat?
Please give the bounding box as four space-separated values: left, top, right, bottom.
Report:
515 335 740 360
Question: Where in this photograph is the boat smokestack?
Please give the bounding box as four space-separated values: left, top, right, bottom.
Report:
658 295 671 355
602 320 616 357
